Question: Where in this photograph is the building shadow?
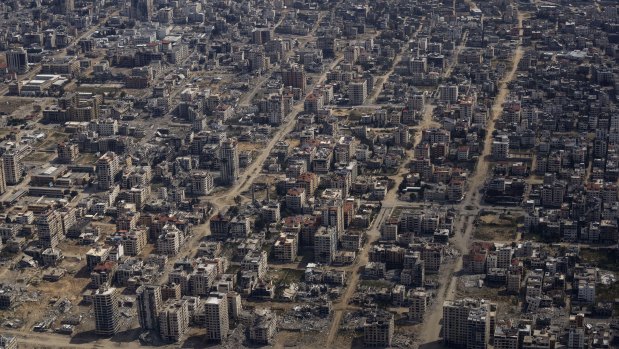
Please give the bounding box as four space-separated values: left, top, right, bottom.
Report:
296 248 314 269
73 264 92 279
181 334 219 348
69 330 99 344
419 339 445 349
110 328 141 343
349 335 368 348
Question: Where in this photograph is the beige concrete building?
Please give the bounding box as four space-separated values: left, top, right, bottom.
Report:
56 143 80 164
36 209 63 249
363 310 394 347
96 152 120 190
273 233 298 263
494 325 519 349
2 149 22 185
220 139 239 186
136 284 162 331
409 290 428 322
314 227 337 265
248 308 277 344
93 287 120 336
282 64 306 93
205 294 229 342
0 161 5 195
191 171 214 195
159 299 190 342
119 228 148 256
241 250 268 278
443 299 490 349
348 79 367 105
285 187 306 213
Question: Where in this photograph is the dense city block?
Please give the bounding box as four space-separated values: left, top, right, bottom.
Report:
0 0 618 348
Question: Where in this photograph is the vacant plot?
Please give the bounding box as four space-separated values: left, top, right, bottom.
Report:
597 282 619 312
271 268 305 286
0 98 33 115
238 142 260 152
332 108 350 118
275 330 326 348
287 138 301 149
359 279 393 288
76 152 99 165
473 212 521 241
579 248 619 272
23 151 55 163
36 131 69 151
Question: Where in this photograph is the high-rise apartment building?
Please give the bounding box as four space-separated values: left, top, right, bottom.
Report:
56 143 79 163
409 56 428 74
409 290 428 322
159 299 189 342
252 28 272 45
314 227 337 265
6 48 29 74
136 285 162 331
363 310 394 347
248 308 277 344
348 79 367 105
467 306 490 349
93 287 120 336
96 152 120 190
395 124 411 146
240 250 268 279
205 293 229 342
439 84 459 104
0 162 6 195
130 0 153 21
2 150 22 185
191 171 214 195
273 233 298 263
344 46 360 63
321 200 344 238
492 135 510 160
443 299 490 349
496 247 513 269
281 64 306 93
36 209 63 249
567 314 585 349
220 139 239 186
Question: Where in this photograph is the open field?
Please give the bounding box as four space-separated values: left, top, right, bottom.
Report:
579 248 619 272
474 212 521 241
0 98 34 115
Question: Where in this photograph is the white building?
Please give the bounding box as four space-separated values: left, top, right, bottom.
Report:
191 171 214 195
577 280 595 303
205 294 229 342
492 135 510 160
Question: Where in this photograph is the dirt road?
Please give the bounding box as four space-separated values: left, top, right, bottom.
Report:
1 10 120 96
0 329 145 349
463 11 525 200
367 21 425 104
414 6 525 348
324 207 389 346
